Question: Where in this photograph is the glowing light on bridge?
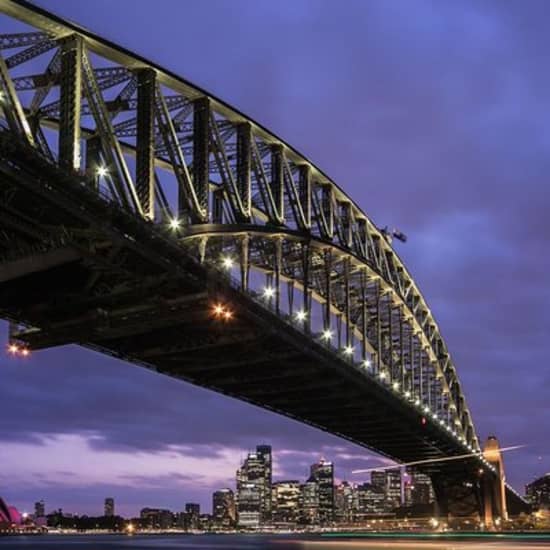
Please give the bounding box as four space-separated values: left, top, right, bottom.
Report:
295 310 307 322
96 165 109 178
343 345 354 356
362 358 371 368
221 256 234 270
322 329 333 341
392 381 399 391
262 286 275 299
169 218 181 230
212 303 233 321
6 343 30 357
379 371 387 381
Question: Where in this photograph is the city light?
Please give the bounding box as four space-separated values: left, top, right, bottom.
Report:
322 329 333 341
96 165 109 178
169 218 181 230
8 343 18 354
404 390 411 398
414 398 420 406
392 381 399 391
362 358 371 369
263 286 275 298
6 343 30 357
295 310 307 322
343 345 354 356
222 256 234 270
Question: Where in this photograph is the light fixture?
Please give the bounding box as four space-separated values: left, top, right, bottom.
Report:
362 359 371 369
379 371 387 381
96 165 109 178
295 310 307 322
7 343 18 354
343 345 354 356
392 381 399 391
222 256 234 270
169 218 181 230
322 329 333 341
404 391 411 398
263 286 275 298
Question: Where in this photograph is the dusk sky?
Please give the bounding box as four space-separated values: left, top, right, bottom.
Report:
1 0 549 518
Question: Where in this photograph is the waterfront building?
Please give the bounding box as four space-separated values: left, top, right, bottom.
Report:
300 477 319 525
140 507 173 529
370 469 401 510
272 480 301 525
185 502 200 529
236 446 271 527
104 497 114 517
310 459 334 524
34 500 45 518
526 473 550 509
356 482 386 516
335 481 356 523
213 488 236 528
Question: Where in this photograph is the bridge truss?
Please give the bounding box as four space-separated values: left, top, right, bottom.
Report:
0 0 527 512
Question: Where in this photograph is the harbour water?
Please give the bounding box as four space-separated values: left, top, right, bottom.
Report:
1 534 550 550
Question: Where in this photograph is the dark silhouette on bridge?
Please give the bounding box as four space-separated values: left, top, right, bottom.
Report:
0 0 527 524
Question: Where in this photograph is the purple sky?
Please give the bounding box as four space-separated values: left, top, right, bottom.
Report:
1 0 549 518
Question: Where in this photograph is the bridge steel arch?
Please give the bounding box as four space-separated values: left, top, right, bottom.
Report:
0 0 527 517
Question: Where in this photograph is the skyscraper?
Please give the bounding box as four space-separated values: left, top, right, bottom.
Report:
34 500 45 518
236 446 271 527
104 497 114 517
185 503 200 529
256 445 272 521
272 481 301 525
300 477 319 525
310 459 334 524
213 489 236 528
335 481 356 523
370 469 401 511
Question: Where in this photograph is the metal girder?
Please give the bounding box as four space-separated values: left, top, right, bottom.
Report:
58 35 82 170
135 69 156 219
0 31 50 49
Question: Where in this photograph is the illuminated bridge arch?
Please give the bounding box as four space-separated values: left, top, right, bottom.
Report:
0 0 478 450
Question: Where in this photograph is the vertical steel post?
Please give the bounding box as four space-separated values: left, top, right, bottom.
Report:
324 249 332 333
302 243 311 332
344 258 351 348
376 284 382 375
237 122 252 220
388 299 394 383
59 35 82 171
274 238 282 315
361 271 368 362
193 96 210 220
85 136 101 190
240 235 249 292
299 164 311 229
136 69 156 220
321 184 334 237
271 144 284 222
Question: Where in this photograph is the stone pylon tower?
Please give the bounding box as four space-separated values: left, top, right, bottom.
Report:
483 436 508 526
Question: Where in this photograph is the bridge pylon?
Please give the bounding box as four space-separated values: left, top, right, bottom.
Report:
482 435 508 527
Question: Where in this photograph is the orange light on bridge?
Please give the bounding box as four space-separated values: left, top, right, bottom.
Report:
6 343 31 357
212 303 234 322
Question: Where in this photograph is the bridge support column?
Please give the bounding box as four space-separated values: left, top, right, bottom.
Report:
236 122 252 220
270 143 284 223
136 69 156 220
59 34 82 171
193 96 210 221
483 436 508 524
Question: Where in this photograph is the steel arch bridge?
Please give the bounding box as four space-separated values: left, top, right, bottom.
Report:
0 0 526 520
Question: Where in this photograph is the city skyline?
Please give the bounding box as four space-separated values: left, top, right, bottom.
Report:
0 0 549 519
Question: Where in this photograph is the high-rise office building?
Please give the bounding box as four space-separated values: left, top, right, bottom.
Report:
34 500 45 518
185 503 200 529
410 470 435 505
310 459 334 524
356 482 386 516
256 445 272 521
335 481 356 523
370 469 401 511
213 489 236 528
300 478 319 525
104 497 114 517
236 446 271 527
526 474 550 509
272 481 301 525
